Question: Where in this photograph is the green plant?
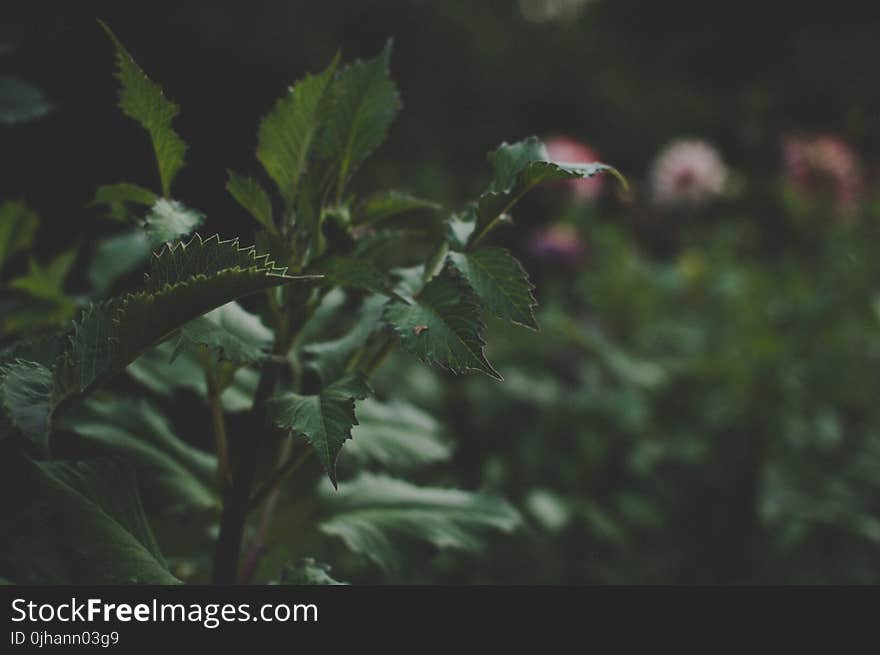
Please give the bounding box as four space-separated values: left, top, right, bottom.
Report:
0 23 622 584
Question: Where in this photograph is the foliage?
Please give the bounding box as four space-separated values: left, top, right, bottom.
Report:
0 23 619 585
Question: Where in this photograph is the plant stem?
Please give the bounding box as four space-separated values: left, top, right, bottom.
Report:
211 358 280 585
200 349 231 484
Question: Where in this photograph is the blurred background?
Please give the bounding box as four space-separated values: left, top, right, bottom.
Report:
4 0 880 583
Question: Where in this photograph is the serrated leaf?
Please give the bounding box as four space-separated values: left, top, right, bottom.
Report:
267 373 371 487
354 190 440 226
174 300 273 364
55 234 306 400
468 136 624 247
342 398 452 470
278 558 347 585
257 53 339 208
142 198 205 246
100 21 187 196
56 394 218 516
320 41 400 197
0 359 52 451
318 473 521 571
0 453 179 584
226 171 274 231
383 271 501 380
0 76 52 125
0 201 39 274
447 247 538 330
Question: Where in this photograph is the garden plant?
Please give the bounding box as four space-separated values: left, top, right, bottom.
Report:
0 24 623 585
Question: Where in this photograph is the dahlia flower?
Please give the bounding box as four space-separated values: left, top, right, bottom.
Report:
649 139 727 207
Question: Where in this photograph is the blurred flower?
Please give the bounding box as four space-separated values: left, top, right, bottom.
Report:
545 135 604 202
782 134 864 212
528 223 585 264
649 139 727 207
519 0 595 23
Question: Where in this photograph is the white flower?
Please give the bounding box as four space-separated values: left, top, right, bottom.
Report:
650 139 727 207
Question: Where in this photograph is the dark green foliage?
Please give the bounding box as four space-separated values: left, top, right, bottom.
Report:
0 25 618 585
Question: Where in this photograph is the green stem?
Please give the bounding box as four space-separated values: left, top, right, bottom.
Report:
211 354 281 585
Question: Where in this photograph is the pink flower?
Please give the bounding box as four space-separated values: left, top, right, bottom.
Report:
545 136 604 202
528 223 585 264
782 134 864 212
649 139 727 207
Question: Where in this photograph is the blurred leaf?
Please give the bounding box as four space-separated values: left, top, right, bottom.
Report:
278 558 347 585
448 247 538 330
384 271 501 380
354 190 440 226
92 183 158 221
7 248 77 302
100 21 186 196
0 200 39 274
174 301 273 364
0 359 52 452
268 373 371 487
319 473 521 571
128 340 257 412
0 77 51 125
57 395 218 516
302 293 386 383
311 256 388 294
257 53 339 208
142 199 204 246
0 453 178 584
342 398 451 470
88 230 152 295
320 41 400 197
226 171 274 231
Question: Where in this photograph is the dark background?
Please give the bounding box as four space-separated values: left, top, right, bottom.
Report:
4 0 880 251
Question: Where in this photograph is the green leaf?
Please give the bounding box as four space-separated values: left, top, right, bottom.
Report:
311 256 389 294
55 234 305 400
100 21 187 196
278 558 347 585
142 198 205 246
320 41 400 197
342 398 452 470
257 53 339 208
174 300 273 364
92 183 159 220
267 373 371 487
88 230 153 295
302 293 386 383
318 473 521 571
128 341 258 413
7 249 77 302
0 359 52 451
0 201 39 274
56 394 218 516
447 247 538 330
0 453 179 584
354 190 440 226
0 76 52 125
226 171 274 231
383 271 501 380
468 136 624 248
